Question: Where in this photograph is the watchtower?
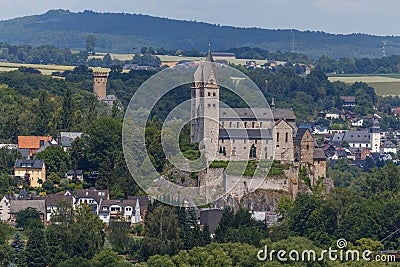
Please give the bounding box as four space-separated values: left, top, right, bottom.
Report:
93 72 108 99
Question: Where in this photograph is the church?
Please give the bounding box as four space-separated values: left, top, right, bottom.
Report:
190 49 326 181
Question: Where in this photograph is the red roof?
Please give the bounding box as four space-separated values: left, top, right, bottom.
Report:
18 136 52 149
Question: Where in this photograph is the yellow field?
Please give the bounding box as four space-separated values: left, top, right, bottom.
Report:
328 76 400 96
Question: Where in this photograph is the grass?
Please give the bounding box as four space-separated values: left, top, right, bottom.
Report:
368 82 400 96
208 159 287 176
328 75 400 96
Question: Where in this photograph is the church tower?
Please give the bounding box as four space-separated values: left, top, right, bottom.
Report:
93 71 108 99
191 47 220 160
370 118 380 153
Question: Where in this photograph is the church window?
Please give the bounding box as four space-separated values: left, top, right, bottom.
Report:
244 140 246 144
233 140 235 144
255 140 257 144
208 104 211 108
277 132 280 142
237 122 239 128
213 92 216 97
259 122 262 128
222 122 224 127
229 122 232 128
213 104 216 108
208 92 211 96
221 139 224 143
285 132 288 143
244 147 247 150
306 145 310 150
252 122 255 128
244 122 247 128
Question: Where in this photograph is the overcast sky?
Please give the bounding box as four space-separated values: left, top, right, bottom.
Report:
1 0 399 36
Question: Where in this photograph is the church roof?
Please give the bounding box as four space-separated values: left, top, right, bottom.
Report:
220 107 294 121
219 128 272 140
313 148 327 159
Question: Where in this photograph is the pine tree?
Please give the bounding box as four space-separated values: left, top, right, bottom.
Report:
11 232 24 264
22 228 49 267
202 224 212 245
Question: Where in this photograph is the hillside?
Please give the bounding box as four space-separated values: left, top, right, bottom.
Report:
1 10 400 59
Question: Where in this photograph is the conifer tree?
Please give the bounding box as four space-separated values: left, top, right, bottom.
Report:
11 232 24 264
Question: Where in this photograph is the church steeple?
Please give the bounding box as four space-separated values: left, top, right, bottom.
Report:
206 40 214 62
271 98 276 109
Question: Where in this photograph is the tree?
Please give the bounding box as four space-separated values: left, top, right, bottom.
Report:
15 207 42 229
46 201 105 264
86 34 96 55
109 220 131 254
61 87 75 131
11 232 24 265
21 227 49 267
91 249 132 267
36 145 71 178
142 205 182 259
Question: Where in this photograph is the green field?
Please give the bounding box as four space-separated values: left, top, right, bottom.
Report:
328 75 400 96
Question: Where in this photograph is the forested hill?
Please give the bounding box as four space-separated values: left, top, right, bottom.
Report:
1 9 400 59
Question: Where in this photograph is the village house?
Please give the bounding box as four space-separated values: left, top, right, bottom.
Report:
74 188 109 214
65 170 84 181
59 132 82 151
14 159 46 188
9 199 46 225
325 108 341 120
17 136 54 158
98 196 149 226
340 96 356 107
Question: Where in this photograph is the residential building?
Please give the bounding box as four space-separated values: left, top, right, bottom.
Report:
60 132 82 151
199 208 223 233
98 196 148 225
74 188 109 214
381 140 397 154
340 96 356 107
17 136 53 158
14 159 46 188
325 108 341 120
65 170 84 181
9 199 46 225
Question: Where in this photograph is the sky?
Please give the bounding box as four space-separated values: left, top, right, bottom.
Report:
0 0 399 36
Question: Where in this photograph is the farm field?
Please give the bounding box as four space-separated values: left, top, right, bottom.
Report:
328 75 400 96
0 62 110 75
91 52 281 66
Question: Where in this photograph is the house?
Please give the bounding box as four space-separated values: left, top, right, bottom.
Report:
74 188 109 214
340 96 356 107
0 190 31 221
351 118 364 127
313 125 329 135
392 107 400 116
98 196 148 225
65 170 84 181
60 132 82 151
14 159 46 188
17 136 53 158
9 199 46 225
325 108 341 120
34 192 75 222
381 140 397 154
199 208 223 233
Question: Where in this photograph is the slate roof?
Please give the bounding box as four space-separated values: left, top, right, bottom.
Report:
10 200 46 214
66 170 83 176
343 131 370 144
14 159 44 169
75 189 109 204
340 96 356 103
33 193 74 207
219 107 294 121
60 132 82 148
294 128 310 140
199 208 223 233
219 128 272 140
313 148 327 159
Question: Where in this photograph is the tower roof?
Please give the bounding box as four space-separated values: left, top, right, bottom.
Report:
206 41 214 62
